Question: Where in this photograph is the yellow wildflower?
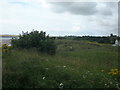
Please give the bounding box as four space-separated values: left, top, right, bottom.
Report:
111 69 115 72
2 49 8 53
112 72 117 75
114 69 118 71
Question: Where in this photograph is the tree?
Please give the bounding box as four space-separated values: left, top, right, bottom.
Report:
109 33 117 44
11 30 56 55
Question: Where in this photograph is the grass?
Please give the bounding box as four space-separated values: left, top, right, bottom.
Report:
2 39 119 88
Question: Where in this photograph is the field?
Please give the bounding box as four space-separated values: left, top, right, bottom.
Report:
2 39 119 88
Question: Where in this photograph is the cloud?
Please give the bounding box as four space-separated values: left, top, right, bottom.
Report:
96 2 117 16
50 2 117 16
9 1 30 6
0 1 118 36
50 2 97 15
89 12 118 35
73 26 80 31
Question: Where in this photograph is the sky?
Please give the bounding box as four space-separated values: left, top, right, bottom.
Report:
0 0 119 36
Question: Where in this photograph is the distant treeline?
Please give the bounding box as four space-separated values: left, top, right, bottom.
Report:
52 34 120 44
1 33 119 44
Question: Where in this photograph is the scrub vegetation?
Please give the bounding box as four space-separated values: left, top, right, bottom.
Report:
2 31 119 88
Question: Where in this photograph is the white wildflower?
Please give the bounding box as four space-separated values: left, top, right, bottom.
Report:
60 83 63 86
45 68 49 70
70 46 72 49
116 83 120 89
59 83 64 89
83 75 86 79
63 65 66 68
116 83 119 87
42 77 45 80
105 84 107 86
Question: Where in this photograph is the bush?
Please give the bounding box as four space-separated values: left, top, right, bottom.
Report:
11 30 56 55
2 44 12 54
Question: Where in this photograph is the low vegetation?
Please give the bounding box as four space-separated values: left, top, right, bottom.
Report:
2 39 119 88
54 33 120 44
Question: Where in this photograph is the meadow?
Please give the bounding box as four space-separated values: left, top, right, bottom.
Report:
2 39 119 88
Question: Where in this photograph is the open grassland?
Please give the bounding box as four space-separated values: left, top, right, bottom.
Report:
2 39 119 88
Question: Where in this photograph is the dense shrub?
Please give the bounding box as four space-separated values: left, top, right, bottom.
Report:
11 30 56 55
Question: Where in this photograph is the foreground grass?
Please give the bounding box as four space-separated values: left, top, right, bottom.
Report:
3 40 119 88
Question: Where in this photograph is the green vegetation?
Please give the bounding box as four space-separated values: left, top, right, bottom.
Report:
56 33 120 44
2 39 119 88
11 31 56 55
2 44 12 54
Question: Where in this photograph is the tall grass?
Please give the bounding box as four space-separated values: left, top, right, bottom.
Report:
3 40 119 88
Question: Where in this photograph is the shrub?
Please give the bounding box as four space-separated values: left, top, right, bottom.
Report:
11 30 56 55
2 44 12 54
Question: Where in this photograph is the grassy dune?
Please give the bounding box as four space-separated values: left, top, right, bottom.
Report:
0 35 18 37
3 40 119 88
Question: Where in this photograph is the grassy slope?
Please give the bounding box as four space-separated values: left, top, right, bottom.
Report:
3 39 119 88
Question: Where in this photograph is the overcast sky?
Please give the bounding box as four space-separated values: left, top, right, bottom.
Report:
0 0 118 36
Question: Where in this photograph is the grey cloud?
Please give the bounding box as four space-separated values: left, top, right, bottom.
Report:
119 2 120 36
50 2 117 16
105 2 117 8
50 2 97 15
96 16 117 34
100 9 112 15
98 2 117 16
